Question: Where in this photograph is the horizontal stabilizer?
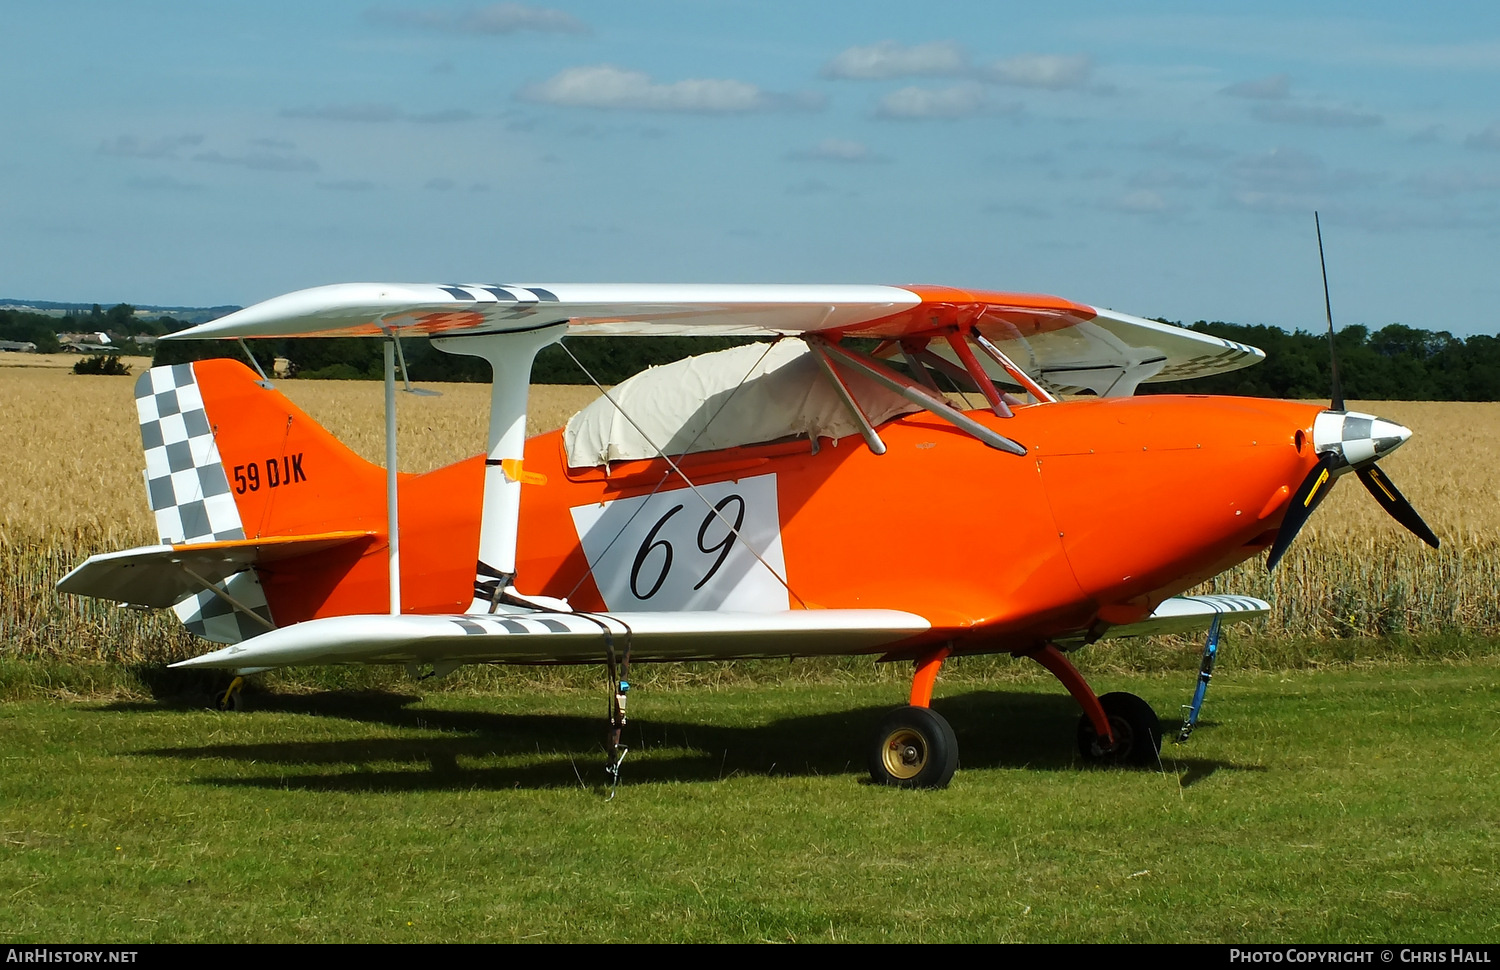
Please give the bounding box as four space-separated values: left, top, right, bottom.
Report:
1097 594 1269 640
169 609 932 670
57 531 376 609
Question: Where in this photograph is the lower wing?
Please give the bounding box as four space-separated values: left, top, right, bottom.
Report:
169 609 933 670
165 593 1266 673
1096 594 1269 639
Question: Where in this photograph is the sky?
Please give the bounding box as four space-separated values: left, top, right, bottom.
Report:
3 1 1498 334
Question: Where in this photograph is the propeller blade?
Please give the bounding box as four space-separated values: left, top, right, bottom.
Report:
1267 453 1340 571
1357 463 1440 549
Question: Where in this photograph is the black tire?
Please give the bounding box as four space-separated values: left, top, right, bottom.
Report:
214 679 245 712
1076 692 1161 768
868 706 959 789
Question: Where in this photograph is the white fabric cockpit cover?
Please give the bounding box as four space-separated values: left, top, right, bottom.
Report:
563 339 921 468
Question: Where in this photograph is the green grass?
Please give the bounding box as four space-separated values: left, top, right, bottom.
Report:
1 659 1497 943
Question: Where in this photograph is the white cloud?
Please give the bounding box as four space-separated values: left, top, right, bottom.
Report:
1220 74 1290 100
1222 148 1382 214
1129 168 1208 190
279 104 476 124
410 109 477 123
786 178 835 196
787 138 884 163
1403 169 1500 197
1229 147 1326 191
282 103 403 123
1224 190 1316 215
876 83 1013 120
127 174 203 191
1107 189 1179 214
1333 205 1500 233
821 41 967 80
1465 122 1500 150
1137 132 1232 161
519 65 794 113
193 150 319 173
1409 124 1444 145
98 134 203 159
1344 39 1500 72
368 4 588 35
981 201 1051 220
983 54 1095 90
1251 103 1382 128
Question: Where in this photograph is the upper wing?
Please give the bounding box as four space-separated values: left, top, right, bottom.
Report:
168 282 1262 388
167 283 1093 340
169 609 933 670
939 306 1265 397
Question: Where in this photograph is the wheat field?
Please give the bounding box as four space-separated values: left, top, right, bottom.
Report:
3 356 1498 663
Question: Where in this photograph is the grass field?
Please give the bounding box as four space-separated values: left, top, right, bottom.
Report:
1 660 1496 943
2 356 1497 944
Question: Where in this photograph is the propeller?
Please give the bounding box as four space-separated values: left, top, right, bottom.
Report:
1356 464 1440 549
1266 215 1440 570
1265 453 1338 571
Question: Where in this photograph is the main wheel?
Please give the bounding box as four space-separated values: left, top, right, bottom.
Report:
1077 692 1161 768
868 706 958 789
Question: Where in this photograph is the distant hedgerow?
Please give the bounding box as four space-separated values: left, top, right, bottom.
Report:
72 355 131 376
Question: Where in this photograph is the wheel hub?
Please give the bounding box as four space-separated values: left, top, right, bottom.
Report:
1090 715 1132 757
881 729 927 779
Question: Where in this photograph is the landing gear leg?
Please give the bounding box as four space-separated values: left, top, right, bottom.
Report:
215 676 244 712
868 646 957 789
1024 644 1161 769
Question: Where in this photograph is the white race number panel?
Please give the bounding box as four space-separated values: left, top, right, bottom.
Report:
569 473 789 612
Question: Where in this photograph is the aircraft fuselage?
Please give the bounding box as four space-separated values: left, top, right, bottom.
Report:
248 393 1325 657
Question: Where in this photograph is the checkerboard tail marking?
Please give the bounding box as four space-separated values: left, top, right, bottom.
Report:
135 364 245 546
135 365 271 645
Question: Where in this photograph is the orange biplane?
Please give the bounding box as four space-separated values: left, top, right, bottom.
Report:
59 283 1438 788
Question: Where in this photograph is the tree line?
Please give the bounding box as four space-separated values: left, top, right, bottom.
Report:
7 303 1499 401
1143 321 1500 401
150 333 763 385
0 304 176 354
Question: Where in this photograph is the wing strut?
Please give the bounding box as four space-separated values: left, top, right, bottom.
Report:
182 566 276 633
972 332 1058 404
812 338 1027 456
236 338 273 387
808 341 888 455
942 332 1013 417
383 339 401 615
433 324 570 609
554 339 807 609
393 336 439 397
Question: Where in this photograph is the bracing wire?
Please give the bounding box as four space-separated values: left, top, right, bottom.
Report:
556 338 805 607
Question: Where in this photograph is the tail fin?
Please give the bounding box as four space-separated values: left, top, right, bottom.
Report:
131 359 385 643
136 358 384 544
